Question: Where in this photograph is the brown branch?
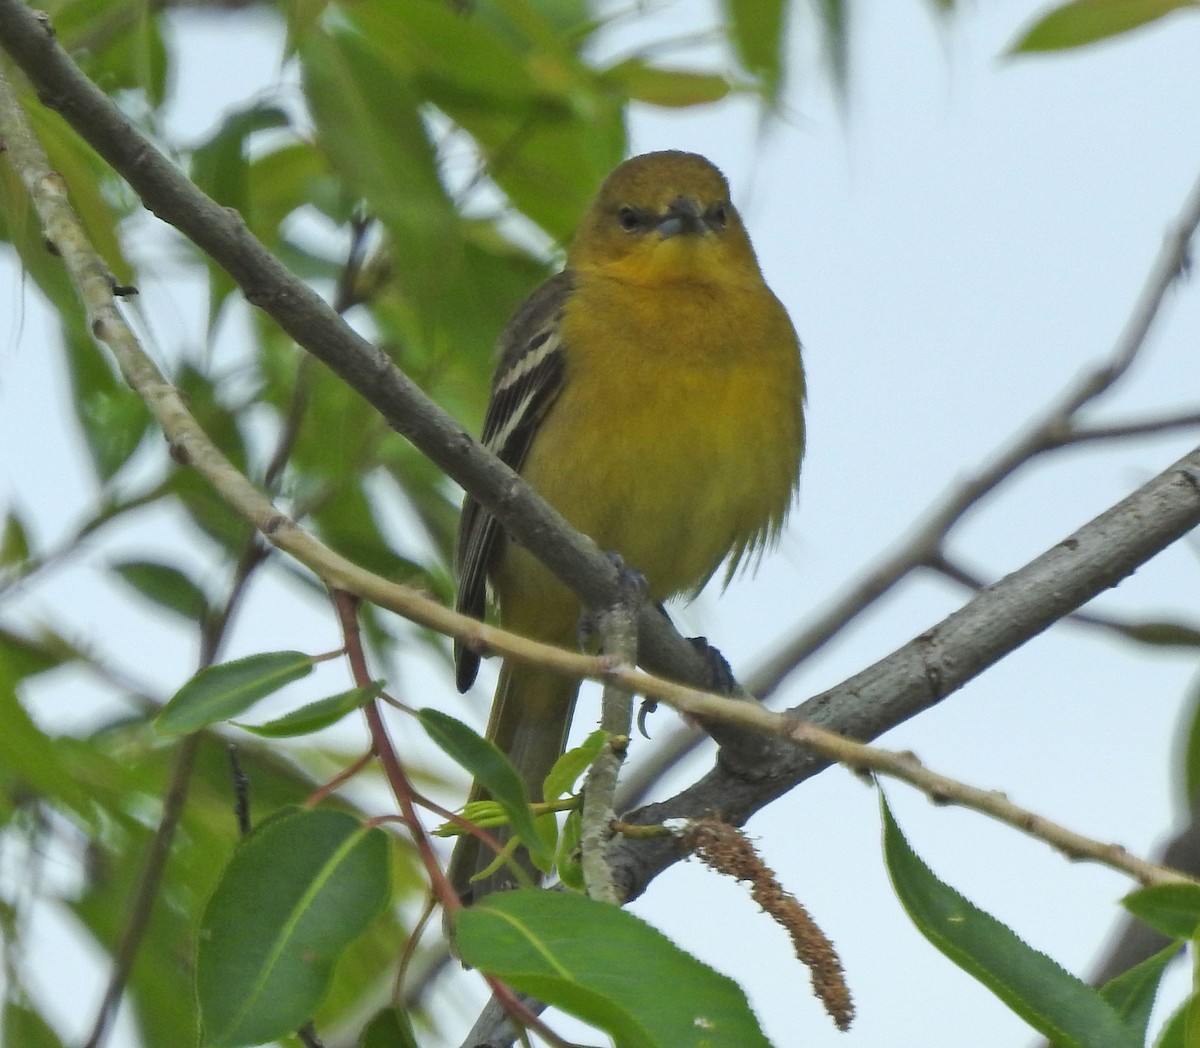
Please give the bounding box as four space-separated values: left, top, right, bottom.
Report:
618 178 1200 811
791 723 1194 888
81 734 199 1048
0 0 719 702
7 21 1200 918
752 172 1200 702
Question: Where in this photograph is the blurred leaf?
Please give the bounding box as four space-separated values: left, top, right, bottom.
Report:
1116 620 1200 648
133 1 169 107
112 558 211 622
26 96 134 286
0 626 68 680
556 806 584 891
1 510 31 568
602 60 731 107
169 466 254 557
309 480 409 582
419 708 551 868
882 796 1139 1048
0 674 95 820
235 681 383 738
1 1001 63 1048
358 1007 419 1048
1181 674 1200 809
337 0 625 241
197 808 391 1047
245 141 329 246
1099 943 1180 1039
813 0 850 94
51 0 170 105
1008 0 1198 53
300 20 458 298
721 0 787 104
0 158 84 325
456 890 772 1047
64 324 152 482
156 651 316 736
176 364 249 474
1123 883 1200 939
190 103 291 324
191 104 291 213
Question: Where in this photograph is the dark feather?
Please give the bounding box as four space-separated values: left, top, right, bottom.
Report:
454 273 573 691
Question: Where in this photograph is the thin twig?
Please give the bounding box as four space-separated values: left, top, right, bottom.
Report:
8 12 1200 1027
0 0 723 702
792 722 1194 888
754 170 1200 702
82 736 199 1048
1055 409 1200 446
618 174 1200 809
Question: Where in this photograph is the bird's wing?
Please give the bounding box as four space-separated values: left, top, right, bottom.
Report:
453 271 573 691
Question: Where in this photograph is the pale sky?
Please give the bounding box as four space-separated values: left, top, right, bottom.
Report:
3 2 1200 1046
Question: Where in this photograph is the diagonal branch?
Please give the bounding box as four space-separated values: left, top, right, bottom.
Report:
608 442 1200 900
6 14 1200 1041
0 0 716 699
618 173 1200 808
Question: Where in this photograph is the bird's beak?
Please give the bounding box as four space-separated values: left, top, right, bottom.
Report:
656 197 706 239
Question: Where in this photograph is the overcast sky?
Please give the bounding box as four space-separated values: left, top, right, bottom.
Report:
4 2 1200 1046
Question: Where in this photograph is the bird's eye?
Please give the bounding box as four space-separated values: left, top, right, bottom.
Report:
617 206 641 232
708 203 728 229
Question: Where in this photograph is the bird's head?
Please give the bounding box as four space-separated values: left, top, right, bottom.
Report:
567 151 761 285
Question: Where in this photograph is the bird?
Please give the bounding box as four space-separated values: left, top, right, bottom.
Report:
450 149 806 902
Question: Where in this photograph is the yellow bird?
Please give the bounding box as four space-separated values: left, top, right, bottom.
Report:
451 150 806 901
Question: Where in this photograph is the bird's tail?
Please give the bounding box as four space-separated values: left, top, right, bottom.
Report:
448 659 579 904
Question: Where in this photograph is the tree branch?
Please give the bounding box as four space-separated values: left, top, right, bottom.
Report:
0 0 717 699
608 444 1200 900
792 722 1194 888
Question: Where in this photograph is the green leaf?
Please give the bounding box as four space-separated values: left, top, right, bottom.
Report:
721 0 787 103
197 808 391 1047
236 682 383 738
190 103 291 325
299 21 456 285
358 1007 419 1048
1116 620 1200 648
1 509 30 568
155 651 316 736
542 728 606 803
602 60 731 107
191 103 291 213
1008 0 1198 53
0 649 94 819
456 890 773 1047
334 0 625 241
556 807 584 891
111 559 210 622
1 1001 64 1048
1123 882 1200 939
0 626 67 679
881 796 1139 1048
1153 996 1189 1047
418 709 551 868
813 0 850 95
63 324 151 482
1183 674 1200 809
1099 943 1180 1039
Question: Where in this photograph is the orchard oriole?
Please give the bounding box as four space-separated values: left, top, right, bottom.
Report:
451 150 805 901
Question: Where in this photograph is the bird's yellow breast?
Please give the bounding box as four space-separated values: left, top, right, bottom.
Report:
495 269 804 632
